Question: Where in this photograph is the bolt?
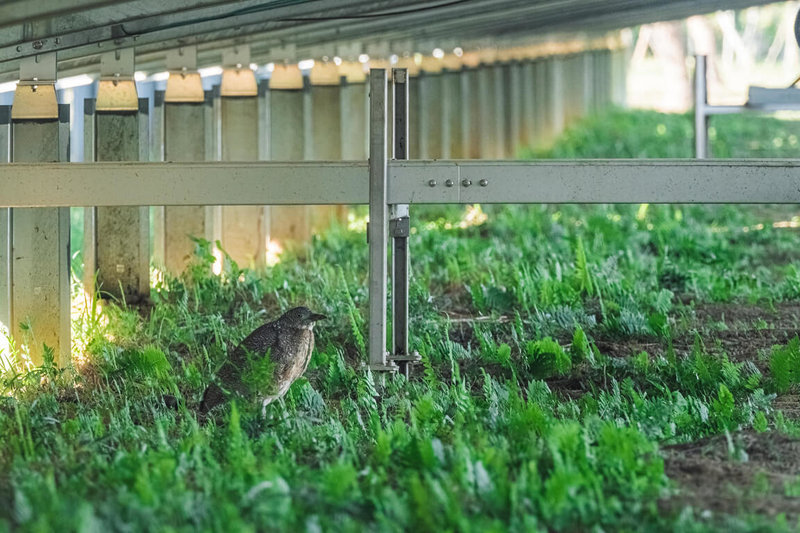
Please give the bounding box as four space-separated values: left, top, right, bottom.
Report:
445 179 454 187
479 179 489 187
32 40 43 50
462 179 472 187
428 179 437 187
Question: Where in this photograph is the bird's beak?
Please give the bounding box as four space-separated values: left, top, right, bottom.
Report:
310 313 327 321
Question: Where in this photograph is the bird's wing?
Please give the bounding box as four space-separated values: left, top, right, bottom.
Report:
233 320 280 360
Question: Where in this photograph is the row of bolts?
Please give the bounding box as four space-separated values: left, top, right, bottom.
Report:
428 178 489 187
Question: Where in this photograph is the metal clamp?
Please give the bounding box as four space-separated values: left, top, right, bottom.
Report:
221 45 257 97
12 53 58 120
388 352 422 364
165 46 204 103
389 216 410 237
97 48 138 112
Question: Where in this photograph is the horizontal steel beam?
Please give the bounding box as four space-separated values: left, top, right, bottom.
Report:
0 161 369 206
1 160 800 206
390 160 800 204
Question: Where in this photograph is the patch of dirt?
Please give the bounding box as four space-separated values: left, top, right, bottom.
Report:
662 430 800 520
691 302 800 330
593 339 664 359
676 302 800 373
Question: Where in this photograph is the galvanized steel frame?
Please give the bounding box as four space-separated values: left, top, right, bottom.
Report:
3 68 800 371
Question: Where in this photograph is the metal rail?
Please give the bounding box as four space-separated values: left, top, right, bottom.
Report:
1 159 800 207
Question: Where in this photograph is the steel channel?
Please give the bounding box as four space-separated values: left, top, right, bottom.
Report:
391 68 410 377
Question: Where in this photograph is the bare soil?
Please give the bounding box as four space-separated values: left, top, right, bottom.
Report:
662 430 800 521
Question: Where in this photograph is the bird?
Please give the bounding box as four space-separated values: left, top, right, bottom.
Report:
198 306 326 417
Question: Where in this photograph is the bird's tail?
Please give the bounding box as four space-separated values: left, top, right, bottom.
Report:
161 394 182 410
198 382 226 416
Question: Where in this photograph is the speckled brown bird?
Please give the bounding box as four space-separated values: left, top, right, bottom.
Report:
199 306 326 417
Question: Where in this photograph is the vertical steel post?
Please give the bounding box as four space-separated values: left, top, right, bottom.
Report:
695 55 709 159
477 66 493 158
441 68 462 159
268 72 308 243
82 99 96 289
10 53 70 367
368 68 391 372
521 60 536 148
582 52 594 115
549 57 565 139
418 71 443 159
508 61 523 157
462 67 480 159
0 106 10 358
308 71 344 235
340 78 368 161
150 90 166 267
163 94 209 274
92 99 149 303
390 68 410 377
493 64 507 158
220 91 265 268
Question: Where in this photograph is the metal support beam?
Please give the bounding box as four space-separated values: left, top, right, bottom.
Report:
5 159 800 205
521 60 536 148
548 57 565 139
508 61 522 157
220 86 267 268
418 71 443 159
494 64 510 158
7 158 800 206
461 68 480 159
269 77 308 243
308 75 344 237
340 79 368 161
89 98 150 304
9 53 69 368
441 68 462 159
477 66 494 158
694 55 709 159
10 108 70 366
389 68 416 377
162 95 211 274
367 68 393 372
0 106 10 359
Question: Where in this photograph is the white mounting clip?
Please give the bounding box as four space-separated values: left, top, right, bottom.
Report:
165 46 204 103
12 53 58 120
221 45 257 97
97 48 138 112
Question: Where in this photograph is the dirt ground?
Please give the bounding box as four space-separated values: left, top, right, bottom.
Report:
643 302 800 522
662 430 800 521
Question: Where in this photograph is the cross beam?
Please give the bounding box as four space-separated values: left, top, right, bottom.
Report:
0 159 799 207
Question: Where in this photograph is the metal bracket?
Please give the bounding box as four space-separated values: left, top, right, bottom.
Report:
388 352 422 364
336 42 362 61
165 46 204 103
12 53 58 120
97 48 138 112
362 360 399 373
221 45 257 97
389 216 409 237
268 44 298 63
166 46 198 71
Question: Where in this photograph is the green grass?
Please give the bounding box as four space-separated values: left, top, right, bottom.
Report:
4 109 800 531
